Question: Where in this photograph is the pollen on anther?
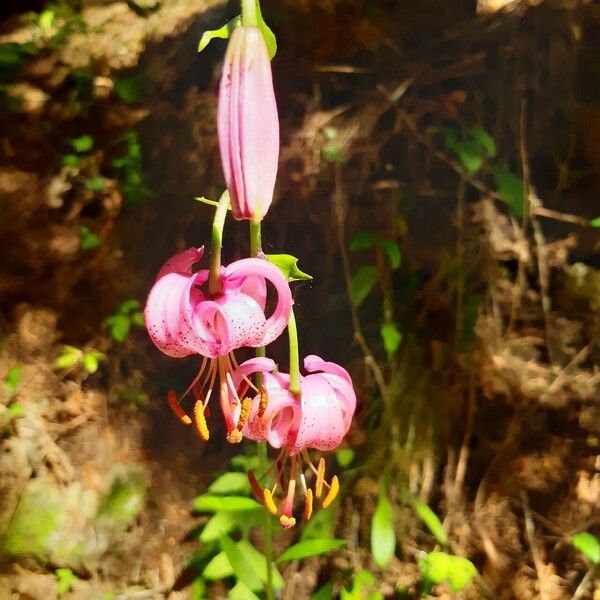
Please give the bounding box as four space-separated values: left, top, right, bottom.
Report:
193 400 210 441
315 457 326 498
322 475 339 509
236 397 252 431
258 389 268 418
280 514 296 528
303 488 313 520
263 488 278 515
167 390 192 425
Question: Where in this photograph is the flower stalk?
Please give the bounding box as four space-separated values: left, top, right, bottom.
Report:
241 0 258 27
208 190 230 295
287 309 301 396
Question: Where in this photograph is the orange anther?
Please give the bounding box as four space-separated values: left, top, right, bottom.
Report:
280 514 296 528
167 390 191 425
236 397 252 432
303 488 313 521
193 400 209 441
315 457 326 498
258 389 268 418
322 475 339 509
247 470 264 503
226 428 243 444
263 489 278 515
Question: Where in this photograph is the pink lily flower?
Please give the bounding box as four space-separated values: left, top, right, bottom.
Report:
217 25 279 222
229 355 356 527
144 247 292 442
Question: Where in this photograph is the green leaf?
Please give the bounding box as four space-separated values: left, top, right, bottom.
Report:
336 448 355 468
79 226 101 250
234 538 283 588
276 539 346 563
221 535 263 591
371 489 395 568
311 582 334 600
349 232 378 252
82 351 104 374
85 176 105 192
62 154 80 168
55 346 82 370
254 1 277 59
200 512 238 543
380 322 401 355
411 498 448 546
419 552 477 592
195 195 231 209
589 217 600 228
301 505 335 541
198 16 241 53
55 568 77 596
208 472 251 495
130 312 144 327
193 495 261 513
118 299 141 314
230 582 261 600
7 404 23 417
115 77 143 103
455 140 484 174
468 125 496 158
203 550 234 580
4 366 21 397
230 453 260 472
103 314 131 342
350 266 378 306
573 532 600 564
492 165 524 219
265 254 312 281
38 10 55 31
190 577 207 600
68 134 94 153
379 238 401 269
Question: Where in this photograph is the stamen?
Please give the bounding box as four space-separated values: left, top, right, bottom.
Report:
167 390 191 425
258 389 268 418
263 488 278 515
303 488 313 520
322 475 339 508
180 356 209 400
236 397 252 432
193 400 210 441
247 470 265 503
280 514 296 528
315 457 326 498
218 358 236 435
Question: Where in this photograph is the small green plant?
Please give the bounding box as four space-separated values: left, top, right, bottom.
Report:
418 551 477 594
341 570 383 600
112 131 150 205
55 567 77 596
572 531 600 564
371 487 395 568
79 226 101 250
4 365 21 399
103 299 144 343
55 345 105 375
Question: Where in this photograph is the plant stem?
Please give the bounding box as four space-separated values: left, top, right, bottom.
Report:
241 0 258 26
287 309 301 396
208 190 230 295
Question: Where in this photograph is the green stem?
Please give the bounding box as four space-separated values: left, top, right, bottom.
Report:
287 309 301 396
249 220 262 257
241 0 258 26
208 190 230 295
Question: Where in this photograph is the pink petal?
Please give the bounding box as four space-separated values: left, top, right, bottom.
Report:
156 246 204 280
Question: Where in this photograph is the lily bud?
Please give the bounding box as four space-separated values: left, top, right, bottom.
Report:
217 26 279 222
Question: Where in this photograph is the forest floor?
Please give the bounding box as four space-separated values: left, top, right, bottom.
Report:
0 0 599 599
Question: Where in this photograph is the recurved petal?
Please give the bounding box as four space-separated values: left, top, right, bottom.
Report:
156 246 204 280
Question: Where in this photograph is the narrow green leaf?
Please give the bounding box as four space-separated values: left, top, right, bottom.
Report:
200 512 238 543
371 490 395 568
276 539 346 563
573 532 600 564
202 550 234 580
349 232 378 252
236 539 283 588
4 366 21 397
230 581 261 600
411 498 448 546
265 254 312 281
193 495 261 513
350 266 378 306
468 125 496 158
492 165 524 219
311 582 334 600
208 472 251 495
379 238 401 269
380 323 401 355
195 196 231 209
197 16 241 53
221 535 263 591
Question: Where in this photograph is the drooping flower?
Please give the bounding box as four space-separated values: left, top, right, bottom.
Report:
144 247 292 442
217 25 279 222
228 355 356 527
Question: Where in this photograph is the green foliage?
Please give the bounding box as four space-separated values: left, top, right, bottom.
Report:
55 345 105 374
85 176 105 192
79 226 101 250
350 266 378 306
55 568 77 597
68 134 94 153
411 498 448 546
97 468 146 527
208 472 251 495
336 448 355 468
103 299 144 342
4 366 21 398
350 232 401 270
492 165 524 219
193 494 261 513
590 217 600 228
112 131 150 205
419 551 477 592
276 538 346 563
115 76 143 104
311 582 334 599
198 16 242 53
266 254 313 281
436 124 495 174
371 488 396 568
341 570 383 600
380 322 402 355
572 532 600 564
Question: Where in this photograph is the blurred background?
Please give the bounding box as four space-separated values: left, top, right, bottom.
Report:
0 0 599 598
